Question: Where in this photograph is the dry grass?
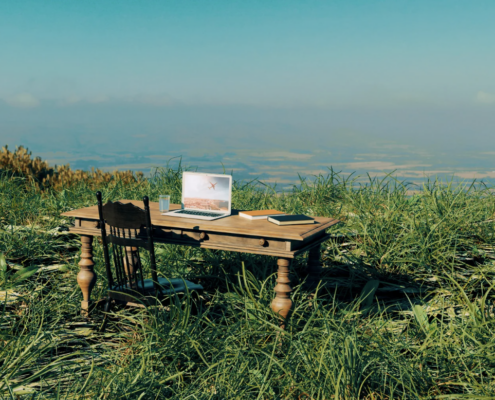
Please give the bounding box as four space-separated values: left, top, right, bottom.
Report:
0 145 144 191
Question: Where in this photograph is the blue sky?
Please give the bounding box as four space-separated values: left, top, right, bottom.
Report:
1 1 495 183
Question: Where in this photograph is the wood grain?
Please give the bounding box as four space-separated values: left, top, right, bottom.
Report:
62 200 340 241
77 235 97 316
271 258 292 329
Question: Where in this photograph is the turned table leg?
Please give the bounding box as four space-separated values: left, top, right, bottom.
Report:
271 258 292 329
77 235 97 316
305 244 322 290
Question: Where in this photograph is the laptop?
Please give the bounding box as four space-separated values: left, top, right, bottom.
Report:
162 172 232 221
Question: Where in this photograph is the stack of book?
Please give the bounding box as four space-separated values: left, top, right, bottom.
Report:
238 210 286 220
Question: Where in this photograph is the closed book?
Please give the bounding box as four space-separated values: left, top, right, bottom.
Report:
239 210 286 220
268 214 315 225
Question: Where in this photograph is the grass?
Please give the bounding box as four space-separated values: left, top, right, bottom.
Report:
1 158 495 399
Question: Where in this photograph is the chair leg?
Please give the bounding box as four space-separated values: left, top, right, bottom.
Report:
99 297 112 332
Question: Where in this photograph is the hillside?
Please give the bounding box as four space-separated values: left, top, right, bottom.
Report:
1 148 495 398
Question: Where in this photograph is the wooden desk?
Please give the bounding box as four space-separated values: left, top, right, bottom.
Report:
62 201 340 323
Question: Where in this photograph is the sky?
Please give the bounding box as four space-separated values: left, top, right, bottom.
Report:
1 1 495 185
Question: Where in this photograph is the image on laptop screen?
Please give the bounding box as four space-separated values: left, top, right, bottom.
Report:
182 173 231 211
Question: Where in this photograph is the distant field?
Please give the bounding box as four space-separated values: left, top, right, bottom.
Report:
15 140 495 189
1 148 495 398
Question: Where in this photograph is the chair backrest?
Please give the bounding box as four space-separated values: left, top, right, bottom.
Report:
96 192 159 294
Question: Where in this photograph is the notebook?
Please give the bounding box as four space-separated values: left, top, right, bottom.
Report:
267 214 315 225
162 172 232 221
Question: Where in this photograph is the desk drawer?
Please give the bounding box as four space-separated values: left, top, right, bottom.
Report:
202 231 288 251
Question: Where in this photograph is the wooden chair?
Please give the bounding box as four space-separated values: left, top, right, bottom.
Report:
96 192 203 326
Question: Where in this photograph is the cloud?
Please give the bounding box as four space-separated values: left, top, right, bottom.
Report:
5 93 40 108
87 95 110 104
475 91 495 104
59 96 82 106
130 94 176 106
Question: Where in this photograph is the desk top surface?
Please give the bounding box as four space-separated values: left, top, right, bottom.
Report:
61 200 340 241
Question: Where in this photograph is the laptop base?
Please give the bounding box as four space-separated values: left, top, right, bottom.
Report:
162 209 230 221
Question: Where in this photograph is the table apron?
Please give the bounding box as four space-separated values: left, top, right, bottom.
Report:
70 219 330 259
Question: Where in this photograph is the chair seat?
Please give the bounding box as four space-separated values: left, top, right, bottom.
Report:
113 277 203 295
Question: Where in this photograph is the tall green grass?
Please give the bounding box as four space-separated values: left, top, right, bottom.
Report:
1 166 495 399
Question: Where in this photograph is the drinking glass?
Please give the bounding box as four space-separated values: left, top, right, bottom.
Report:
159 195 170 213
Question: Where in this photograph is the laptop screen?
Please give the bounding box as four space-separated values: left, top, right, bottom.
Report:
182 172 232 212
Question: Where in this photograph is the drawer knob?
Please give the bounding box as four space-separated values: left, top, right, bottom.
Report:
200 232 208 240
259 238 267 246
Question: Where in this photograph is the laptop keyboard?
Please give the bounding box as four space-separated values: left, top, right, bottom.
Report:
175 210 224 218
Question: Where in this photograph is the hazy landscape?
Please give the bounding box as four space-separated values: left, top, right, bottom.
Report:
3 102 495 188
